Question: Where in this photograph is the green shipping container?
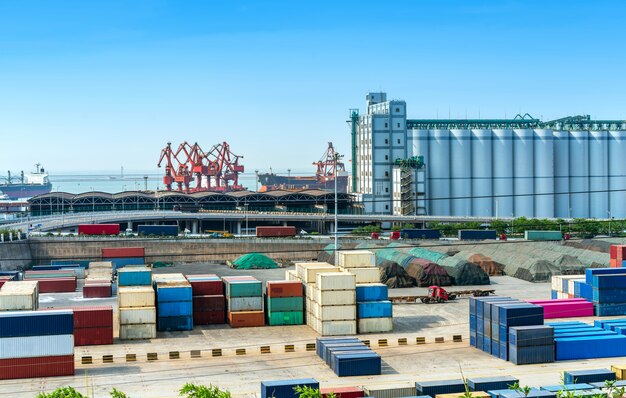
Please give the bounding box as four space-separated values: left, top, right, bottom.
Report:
267 311 304 326
225 281 262 297
25 272 75 279
267 297 304 312
524 230 563 241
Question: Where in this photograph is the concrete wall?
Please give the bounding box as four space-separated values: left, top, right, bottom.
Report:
26 237 328 267
0 241 33 270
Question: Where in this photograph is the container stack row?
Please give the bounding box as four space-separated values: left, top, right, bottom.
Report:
550 275 585 300
470 296 544 362
0 310 74 380
153 274 193 331
23 270 76 293
356 283 392 333
526 299 593 319
32 264 86 279
610 244 626 268
588 268 626 316
508 325 555 365
309 271 357 336
118 286 156 340
549 321 626 360
84 261 113 298
101 247 145 269
72 306 114 346
0 280 38 311
187 274 226 325
265 281 304 326
316 337 381 377
223 276 264 327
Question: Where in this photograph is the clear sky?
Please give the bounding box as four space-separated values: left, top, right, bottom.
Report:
1 0 625 176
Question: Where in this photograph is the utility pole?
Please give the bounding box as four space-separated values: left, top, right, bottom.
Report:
334 151 343 266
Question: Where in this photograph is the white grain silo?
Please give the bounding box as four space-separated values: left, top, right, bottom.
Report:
409 129 431 213
609 130 626 217
492 129 514 218
589 130 609 218
513 129 535 217
429 129 451 216
450 129 472 216
471 129 493 216
552 130 570 218
533 129 555 218
569 131 590 217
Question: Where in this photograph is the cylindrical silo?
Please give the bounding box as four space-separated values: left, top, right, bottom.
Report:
449 129 472 216
471 129 493 216
589 130 609 219
609 130 626 218
492 129 514 218
569 131 590 218
428 129 451 216
513 129 535 217
533 129 554 218
410 129 431 214
552 130 570 218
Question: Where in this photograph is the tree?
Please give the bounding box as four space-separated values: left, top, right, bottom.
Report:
179 383 232 398
36 387 87 398
293 385 336 398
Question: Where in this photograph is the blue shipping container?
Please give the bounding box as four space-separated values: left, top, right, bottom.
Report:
357 301 392 318
477 332 484 350
564 369 616 384
467 376 519 392
51 260 90 268
104 257 144 269
551 290 557 299
540 384 593 392
547 321 589 327
355 284 388 302
586 268 626 284
415 379 466 396
402 229 441 239
509 325 554 347
555 335 626 360
155 285 193 302
137 224 179 236
157 315 193 331
0 310 74 338
590 381 626 388
315 337 360 358
555 331 615 339
323 343 368 363
458 229 497 240
489 389 556 398
118 268 152 286
483 335 492 354
331 353 381 377
592 274 626 289
592 289 626 304
508 344 555 365
594 319 626 328
157 301 193 317
499 305 544 326
261 379 319 398
595 304 626 316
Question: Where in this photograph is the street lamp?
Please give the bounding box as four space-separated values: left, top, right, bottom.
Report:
333 151 343 266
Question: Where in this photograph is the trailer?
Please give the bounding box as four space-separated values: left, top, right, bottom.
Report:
390 286 495 304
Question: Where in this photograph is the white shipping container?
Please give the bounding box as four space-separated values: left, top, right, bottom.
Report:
88 261 113 269
358 317 393 333
0 281 39 311
0 334 74 359
568 278 585 295
557 292 568 299
313 304 356 321
363 385 417 398
341 267 380 284
316 272 356 291
320 319 357 336
295 262 332 280
338 250 375 268
285 270 299 281
550 275 561 292
152 273 187 284
118 286 155 308
119 323 157 340
227 296 263 312
305 283 317 300
61 268 86 279
314 289 356 306
119 307 157 325
301 265 340 284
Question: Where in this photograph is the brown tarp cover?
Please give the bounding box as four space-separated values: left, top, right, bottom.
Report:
468 253 505 276
379 261 417 288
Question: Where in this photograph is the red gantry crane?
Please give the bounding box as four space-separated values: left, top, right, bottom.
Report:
314 142 345 184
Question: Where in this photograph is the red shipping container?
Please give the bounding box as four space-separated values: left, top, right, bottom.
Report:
0 280 5 289
321 387 364 398
611 245 618 259
616 245 626 261
78 224 120 235
101 247 145 258
189 280 223 295
193 295 226 312
29 277 76 293
255 226 296 237
85 279 111 285
227 311 265 327
72 306 113 328
83 284 112 298
0 355 74 380
193 310 226 325
266 281 303 298
75 326 113 346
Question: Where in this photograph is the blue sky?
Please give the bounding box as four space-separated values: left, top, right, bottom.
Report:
1 0 625 175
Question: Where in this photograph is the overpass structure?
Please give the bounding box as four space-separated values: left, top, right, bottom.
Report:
3 209 520 234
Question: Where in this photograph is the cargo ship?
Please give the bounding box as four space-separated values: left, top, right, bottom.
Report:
257 143 349 193
0 164 52 199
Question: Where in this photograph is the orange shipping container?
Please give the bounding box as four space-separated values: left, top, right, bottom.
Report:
227 311 265 328
266 281 303 298
611 259 618 268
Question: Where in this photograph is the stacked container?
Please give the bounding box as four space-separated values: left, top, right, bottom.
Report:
309 272 357 336
23 270 76 293
0 281 38 311
265 281 304 326
223 276 264 327
316 337 381 377
610 245 626 268
118 266 152 287
508 325 555 365
186 274 225 325
118 286 156 339
589 269 626 316
526 299 593 319
84 261 113 298
415 379 467 397
72 306 113 346
356 283 392 333
153 274 193 331
551 275 585 299
337 250 379 284
102 247 145 270
550 320 626 360
0 310 74 379
260 379 319 398
563 369 616 384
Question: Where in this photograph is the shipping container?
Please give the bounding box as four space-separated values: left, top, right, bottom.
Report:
363 385 417 398
437 393 491 398
224 280 262 298
101 247 145 258
509 345 555 365
137 224 179 236
331 352 381 377
193 311 225 325
104 257 145 269
74 326 113 346
401 229 441 240
0 355 74 380
313 305 356 321
539 384 594 393
26 277 76 293
586 268 626 284
357 301 392 318
323 343 368 363
320 386 364 398
157 301 193 317
508 325 554 347
0 310 73 338
227 296 263 312
357 317 393 333
316 337 360 357
256 226 297 238
267 297 303 312
154 284 193 303
0 281 38 311
71 306 113 329
341 267 380 284
228 310 265 327
83 283 112 298
415 380 466 397
314 319 356 336
467 377 519 392
266 281 303 298
261 378 319 398
267 311 303 326
555 335 626 360
78 224 120 235
524 231 563 241
186 275 224 295
564 369 616 384
193 295 226 312
300 264 340 284
527 301 593 319
337 251 376 268
119 323 156 340
118 286 155 308
52 260 91 267
317 272 356 291
458 229 497 240
314 290 356 306
0 334 74 359
157 315 192 331
355 283 388 301
611 365 626 380
120 307 157 325
488 389 556 398
118 267 152 286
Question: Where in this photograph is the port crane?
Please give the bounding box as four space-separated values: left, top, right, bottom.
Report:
314 142 345 184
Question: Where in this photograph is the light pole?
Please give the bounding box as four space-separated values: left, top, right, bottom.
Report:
255 170 259 192
333 151 343 266
245 201 249 236
122 185 126 212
